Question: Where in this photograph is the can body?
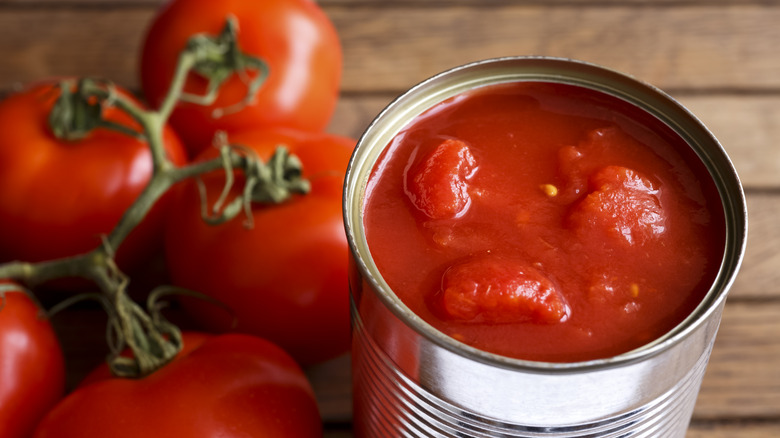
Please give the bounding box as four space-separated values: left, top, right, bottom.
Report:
343 57 747 437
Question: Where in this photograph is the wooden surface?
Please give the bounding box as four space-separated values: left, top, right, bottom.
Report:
2 0 778 436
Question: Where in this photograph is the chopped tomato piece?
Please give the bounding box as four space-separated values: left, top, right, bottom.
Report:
437 255 569 324
406 138 477 219
569 166 666 246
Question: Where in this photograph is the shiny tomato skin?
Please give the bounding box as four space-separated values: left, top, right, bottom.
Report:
164 129 354 366
33 333 322 438
0 285 66 438
77 332 213 387
0 81 187 272
140 0 343 155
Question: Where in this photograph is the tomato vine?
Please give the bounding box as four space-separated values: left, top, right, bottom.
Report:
0 17 307 378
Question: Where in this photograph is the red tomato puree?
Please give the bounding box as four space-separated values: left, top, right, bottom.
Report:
362 81 725 362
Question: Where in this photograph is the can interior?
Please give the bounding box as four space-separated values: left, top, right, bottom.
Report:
343 56 748 372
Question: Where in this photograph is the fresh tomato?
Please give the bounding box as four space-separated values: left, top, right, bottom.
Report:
0 81 187 272
77 332 213 387
0 283 65 438
139 0 343 156
164 128 354 365
33 332 322 437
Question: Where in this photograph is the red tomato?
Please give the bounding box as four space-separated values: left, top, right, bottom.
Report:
438 255 569 324
77 332 213 387
0 81 187 272
164 129 353 365
33 332 322 438
0 284 65 438
140 0 343 156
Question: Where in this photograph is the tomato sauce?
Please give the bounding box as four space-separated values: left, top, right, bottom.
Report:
362 82 725 362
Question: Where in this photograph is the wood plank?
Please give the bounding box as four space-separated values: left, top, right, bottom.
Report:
329 5 780 92
53 300 780 423
328 93 780 190
731 191 780 299
4 1 775 436
0 10 150 91
321 302 780 422
0 0 766 6
3 10 778 188
323 422 780 438
3 8 780 187
678 95 780 190
306 302 780 423
0 6 779 93
695 301 780 420
323 421 780 437
307 354 352 423
687 422 780 438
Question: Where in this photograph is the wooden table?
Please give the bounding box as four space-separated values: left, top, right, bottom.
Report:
1 1 778 436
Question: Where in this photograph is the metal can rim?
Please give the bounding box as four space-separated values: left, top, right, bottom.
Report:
343 55 748 374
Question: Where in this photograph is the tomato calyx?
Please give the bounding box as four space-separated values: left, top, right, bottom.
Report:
103 287 184 378
35 253 185 378
177 15 270 120
200 133 311 227
48 79 104 141
48 79 145 142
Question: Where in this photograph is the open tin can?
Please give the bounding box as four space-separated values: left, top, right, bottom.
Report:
343 57 747 437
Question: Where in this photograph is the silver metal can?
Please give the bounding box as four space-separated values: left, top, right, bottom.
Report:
343 57 747 438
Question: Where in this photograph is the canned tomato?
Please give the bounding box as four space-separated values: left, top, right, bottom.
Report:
343 57 747 437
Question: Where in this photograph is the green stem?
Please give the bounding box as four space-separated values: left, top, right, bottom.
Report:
103 173 172 256
0 253 95 289
77 81 172 171
0 16 280 378
158 52 197 121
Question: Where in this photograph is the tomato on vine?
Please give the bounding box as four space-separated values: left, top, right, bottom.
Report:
139 0 343 155
164 128 354 365
33 332 322 438
0 283 65 438
0 81 187 273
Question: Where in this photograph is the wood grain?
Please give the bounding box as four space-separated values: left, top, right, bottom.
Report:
3 0 777 435
732 192 780 299
329 94 780 189
326 422 780 438
330 5 780 92
0 10 150 90
1 6 778 190
687 422 780 438
308 301 780 423
1 0 765 6
678 95 780 190
53 299 780 423
0 5 779 93
695 301 780 420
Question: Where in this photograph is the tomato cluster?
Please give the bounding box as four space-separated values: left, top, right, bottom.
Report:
0 0 352 436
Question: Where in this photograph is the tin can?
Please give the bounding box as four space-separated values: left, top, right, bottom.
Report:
343 57 747 437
